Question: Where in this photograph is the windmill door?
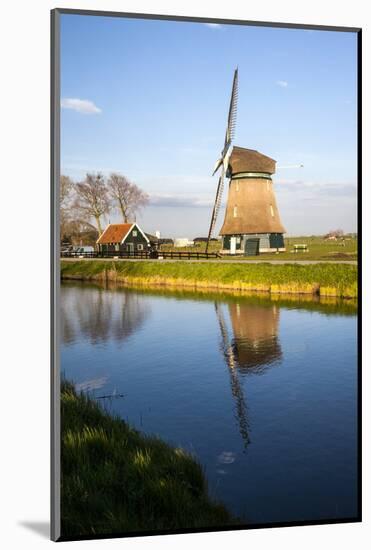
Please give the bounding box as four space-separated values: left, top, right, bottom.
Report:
230 237 236 255
244 238 260 256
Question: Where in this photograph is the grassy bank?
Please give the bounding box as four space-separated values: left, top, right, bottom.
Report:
61 380 236 538
61 260 358 298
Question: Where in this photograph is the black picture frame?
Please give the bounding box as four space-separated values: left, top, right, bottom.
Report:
51 8 362 542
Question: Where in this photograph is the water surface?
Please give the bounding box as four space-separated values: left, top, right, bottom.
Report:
61 282 358 525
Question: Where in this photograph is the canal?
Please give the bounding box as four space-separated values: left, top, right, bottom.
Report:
61 281 358 525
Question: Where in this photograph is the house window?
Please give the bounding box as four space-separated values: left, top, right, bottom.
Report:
233 206 238 218
270 205 275 217
137 244 144 251
115 243 119 251
132 230 137 237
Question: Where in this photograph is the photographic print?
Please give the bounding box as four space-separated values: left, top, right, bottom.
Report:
51 9 361 541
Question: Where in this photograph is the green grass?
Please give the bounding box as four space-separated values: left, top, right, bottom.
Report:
160 235 358 261
61 259 358 298
61 380 236 538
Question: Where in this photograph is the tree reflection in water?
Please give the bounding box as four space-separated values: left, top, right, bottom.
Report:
215 300 282 449
61 284 151 346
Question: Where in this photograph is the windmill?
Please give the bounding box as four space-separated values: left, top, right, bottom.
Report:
206 69 287 255
205 68 239 253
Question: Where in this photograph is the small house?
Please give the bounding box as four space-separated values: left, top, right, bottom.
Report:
193 237 218 244
96 223 150 254
174 238 194 247
145 233 159 249
158 238 174 246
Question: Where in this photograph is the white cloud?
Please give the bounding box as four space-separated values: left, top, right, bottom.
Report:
276 179 357 197
149 192 216 208
276 80 288 88
61 97 102 114
205 23 222 28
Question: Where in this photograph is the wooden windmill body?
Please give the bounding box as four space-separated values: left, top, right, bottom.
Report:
220 146 286 254
206 68 286 255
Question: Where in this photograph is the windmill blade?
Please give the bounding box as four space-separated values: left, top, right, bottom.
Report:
276 164 304 169
205 166 225 252
212 157 223 176
223 147 232 172
211 68 239 175
206 68 238 252
224 67 239 147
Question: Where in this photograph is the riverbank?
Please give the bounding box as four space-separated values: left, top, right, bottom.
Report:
61 260 358 298
61 380 236 538
62 279 358 316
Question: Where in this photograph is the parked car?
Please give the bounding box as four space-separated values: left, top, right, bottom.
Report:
61 245 79 256
71 246 95 257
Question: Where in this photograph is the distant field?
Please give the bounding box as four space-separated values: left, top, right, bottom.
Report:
160 236 358 261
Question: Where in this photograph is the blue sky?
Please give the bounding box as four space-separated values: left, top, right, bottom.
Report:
60 14 358 237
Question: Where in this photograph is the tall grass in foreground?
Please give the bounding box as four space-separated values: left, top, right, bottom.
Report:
61 260 358 298
61 381 236 537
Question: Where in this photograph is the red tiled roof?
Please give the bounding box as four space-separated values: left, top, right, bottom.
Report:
96 223 133 244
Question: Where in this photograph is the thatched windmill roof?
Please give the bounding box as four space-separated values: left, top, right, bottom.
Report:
229 146 276 175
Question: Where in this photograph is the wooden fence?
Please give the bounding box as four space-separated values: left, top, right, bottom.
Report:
61 250 221 260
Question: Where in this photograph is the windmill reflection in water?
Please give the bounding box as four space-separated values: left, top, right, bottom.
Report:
215 300 282 449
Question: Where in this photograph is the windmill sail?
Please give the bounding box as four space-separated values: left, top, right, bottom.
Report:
225 68 239 146
206 167 225 250
206 68 238 252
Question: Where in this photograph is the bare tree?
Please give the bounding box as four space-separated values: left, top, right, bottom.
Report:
107 172 148 223
74 173 110 236
60 175 73 206
60 175 74 242
325 229 344 239
65 218 99 246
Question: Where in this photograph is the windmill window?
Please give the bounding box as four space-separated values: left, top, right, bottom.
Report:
233 206 238 217
270 205 275 217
